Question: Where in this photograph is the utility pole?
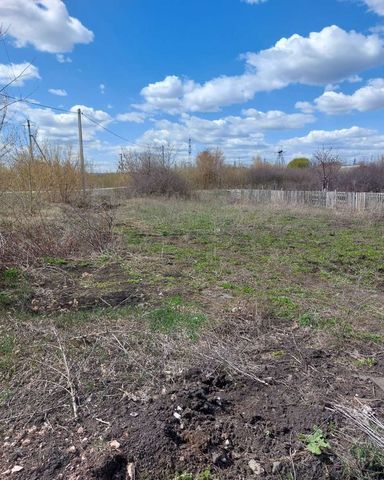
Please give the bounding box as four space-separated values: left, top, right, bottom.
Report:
77 108 86 198
26 119 34 211
161 144 165 165
188 137 192 165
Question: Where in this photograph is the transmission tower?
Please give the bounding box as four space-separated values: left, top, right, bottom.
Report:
276 148 285 167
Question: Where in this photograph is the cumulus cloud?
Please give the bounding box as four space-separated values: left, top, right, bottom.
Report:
363 0 384 16
0 63 40 87
272 126 384 161
296 78 384 114
135 120 384 163
48 88 68 97
8 102 112 142
136 76 197 114
133 109 314 156
137 26 384 113
283 126 384 159
0 0 94 53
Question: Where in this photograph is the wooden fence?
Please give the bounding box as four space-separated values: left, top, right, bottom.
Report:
203 189 384 211
2 187 384 211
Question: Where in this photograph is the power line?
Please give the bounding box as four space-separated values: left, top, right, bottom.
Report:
0 92 73 113
0 92 191 152
81 111 132 143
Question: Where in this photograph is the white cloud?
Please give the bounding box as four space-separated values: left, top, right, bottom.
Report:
0 0 94 53
363 0 384 16
0 62 40 87
137 75 197 114
137 26 384 113
136 121 384 163
295 101 316 114
99 84 106 95
56 54 72 63
116 112 147 123
264 125 384 161
8 102 112 142
297 78 384 114
241 0 268 4
283 126 384 159
132 109 314 158
48 88 68 97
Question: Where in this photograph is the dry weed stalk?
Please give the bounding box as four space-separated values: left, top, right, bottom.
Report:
331 403 384 449
51 327 79 420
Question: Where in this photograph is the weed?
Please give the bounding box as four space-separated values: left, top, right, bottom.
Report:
43 257 68 266
300 427 330 455
355 357 377 368
271 350 285 358
197 471 212 480
349 443 384 476
2 267 22 283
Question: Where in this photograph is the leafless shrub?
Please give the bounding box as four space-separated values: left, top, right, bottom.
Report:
119 144 190 197
0 203 116 267
61 203 116 253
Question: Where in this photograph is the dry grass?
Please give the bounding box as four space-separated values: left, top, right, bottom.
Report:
0 196 383 478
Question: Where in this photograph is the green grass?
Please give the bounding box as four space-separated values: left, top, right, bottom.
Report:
2 267 22 283
115 199 384 345
43 257 68 266
149 296 207 338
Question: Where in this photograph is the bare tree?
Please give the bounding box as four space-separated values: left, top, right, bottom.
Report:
195 148 225 189
312 148 341 191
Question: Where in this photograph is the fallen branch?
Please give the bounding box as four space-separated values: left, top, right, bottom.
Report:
52 327 79 420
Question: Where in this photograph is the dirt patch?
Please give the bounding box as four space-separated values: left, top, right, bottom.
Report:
3 337 383 479
1 262 144 313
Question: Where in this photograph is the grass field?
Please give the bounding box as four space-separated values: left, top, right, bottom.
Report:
1 197 384 479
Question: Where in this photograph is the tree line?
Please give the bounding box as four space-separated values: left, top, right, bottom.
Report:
118 146 384 195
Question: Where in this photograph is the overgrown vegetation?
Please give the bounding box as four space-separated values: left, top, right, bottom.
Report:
0 197 383 479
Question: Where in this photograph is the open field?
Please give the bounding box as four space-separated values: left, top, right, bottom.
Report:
1 197 384 479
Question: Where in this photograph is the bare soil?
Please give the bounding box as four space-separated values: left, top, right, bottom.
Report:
1 316 383 479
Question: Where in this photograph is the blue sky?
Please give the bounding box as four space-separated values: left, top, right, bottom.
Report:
2 0 384 169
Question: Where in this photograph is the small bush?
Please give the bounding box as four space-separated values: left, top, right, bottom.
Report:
0 203 116 267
